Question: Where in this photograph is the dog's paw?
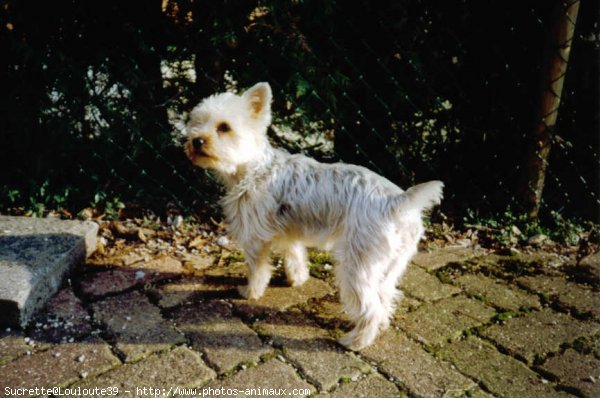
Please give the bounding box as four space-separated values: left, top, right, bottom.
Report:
237 285 264 300
338 332 366 351
287 270 309 287
338 326 379 351
380 317 391 331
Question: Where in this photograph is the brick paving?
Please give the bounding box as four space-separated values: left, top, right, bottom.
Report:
1 245 598 398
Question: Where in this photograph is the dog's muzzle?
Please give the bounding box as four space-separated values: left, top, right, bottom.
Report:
192 137 205 152
190 137 211 158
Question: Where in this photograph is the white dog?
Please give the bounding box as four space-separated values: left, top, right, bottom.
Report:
184 82 443 349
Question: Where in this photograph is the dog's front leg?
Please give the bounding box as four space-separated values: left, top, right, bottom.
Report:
238 241 272 300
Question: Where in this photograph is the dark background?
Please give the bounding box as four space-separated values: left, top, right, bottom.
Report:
1 0 598 223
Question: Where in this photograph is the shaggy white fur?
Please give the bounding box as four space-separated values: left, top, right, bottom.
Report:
184 82 443 350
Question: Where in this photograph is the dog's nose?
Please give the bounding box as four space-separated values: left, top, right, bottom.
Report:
192 137 205 152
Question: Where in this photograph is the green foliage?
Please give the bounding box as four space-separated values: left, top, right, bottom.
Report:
549 211 585 246
338 376 353 385
2 181 72 217
308 250 334 279
494 311 520 323
463 207 588 246
91 193 125 220
223 251 245 265
572 335 600 359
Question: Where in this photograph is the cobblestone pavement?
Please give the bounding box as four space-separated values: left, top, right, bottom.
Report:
1 244 598 398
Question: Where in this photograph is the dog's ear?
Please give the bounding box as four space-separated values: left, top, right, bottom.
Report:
243 82 272 120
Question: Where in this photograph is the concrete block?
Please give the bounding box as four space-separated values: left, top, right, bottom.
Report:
0 216 98 327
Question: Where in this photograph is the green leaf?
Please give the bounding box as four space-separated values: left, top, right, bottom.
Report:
295 79 310 98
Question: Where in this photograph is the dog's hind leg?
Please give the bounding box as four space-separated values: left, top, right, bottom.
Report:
282 241 310 287
378 251 413 330
334 245 389 350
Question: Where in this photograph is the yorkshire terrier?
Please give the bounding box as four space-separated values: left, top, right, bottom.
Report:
185 82 443 350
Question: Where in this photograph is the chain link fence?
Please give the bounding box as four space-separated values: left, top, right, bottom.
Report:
1 0 598 225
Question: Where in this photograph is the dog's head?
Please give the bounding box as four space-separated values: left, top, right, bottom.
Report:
184 82 272 175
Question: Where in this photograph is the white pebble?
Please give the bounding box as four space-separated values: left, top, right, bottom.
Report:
217 236 230 246
134 270 146 280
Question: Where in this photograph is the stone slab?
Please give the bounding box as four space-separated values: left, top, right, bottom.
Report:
464 388 495 398
453 274 541 311
0 337 120 395
325 373 403 397
517 275 600 318
170 300 271 373
476 252 565 278
80 256 183 298
30 287 92 345
73 346 216 397
306 297 354 331
541 348 600 398
579 251 599 268
411 247 486 271
398 295 496 348
578 252 600 284
150 275 237 309
231 277 335 319
92 291 185 362
254 311 370 391
0 331 30 366
480 308 600 364
203 358 316 397
0 216 98 327
400 265 461 302
360 329 476 398
438 336 574 398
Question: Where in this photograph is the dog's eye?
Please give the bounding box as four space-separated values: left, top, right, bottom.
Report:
216 122 231 134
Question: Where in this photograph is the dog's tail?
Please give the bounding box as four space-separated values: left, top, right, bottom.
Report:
401 180 444 212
